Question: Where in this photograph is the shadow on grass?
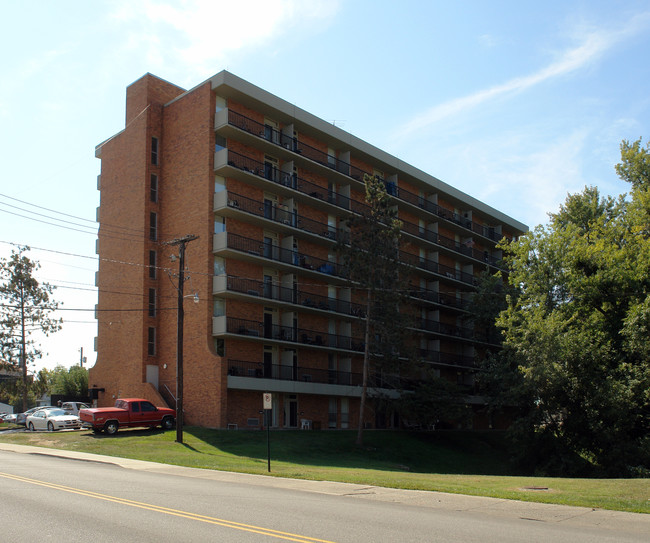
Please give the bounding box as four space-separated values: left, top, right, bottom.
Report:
183 427 518 476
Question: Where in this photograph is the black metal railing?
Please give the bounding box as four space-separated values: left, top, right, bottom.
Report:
224 109 511 245
407 287 470 311
220 275 366 317
217 231 347 278
227 358 363 386
225 317 361 351
222 190 349 244
222 149 501 268
420 350 476 368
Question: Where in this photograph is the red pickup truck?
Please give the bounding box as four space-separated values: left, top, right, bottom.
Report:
79 398 175 435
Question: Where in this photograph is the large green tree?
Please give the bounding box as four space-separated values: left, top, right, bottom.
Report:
0 247 61 411
493 139 650 476
46 364 89 397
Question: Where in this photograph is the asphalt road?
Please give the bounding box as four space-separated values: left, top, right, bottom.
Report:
0 444 647 542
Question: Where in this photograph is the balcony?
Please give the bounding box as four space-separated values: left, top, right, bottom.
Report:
218 109 510 245
213 231 348 280
399 250 476 286
226 359 363 386
215 189 349 244
213 316 361 352
216 147 503 270
420 350 476 369
216 148 371 215
213 275 366 318
407 287 469 312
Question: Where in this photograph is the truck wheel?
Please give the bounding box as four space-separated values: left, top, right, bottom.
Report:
104 421 119 435
161 417 175 430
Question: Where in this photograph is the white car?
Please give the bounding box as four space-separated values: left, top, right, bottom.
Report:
61 402 90 416
26 408 81 431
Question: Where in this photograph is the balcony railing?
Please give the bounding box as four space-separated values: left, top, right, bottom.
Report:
420 350 476 368
215 231 347 278
399 250 476 286
223 149 370 214
407 287 470 311
227 358 363 386
223 109 510 244
220 190 349 244
218 275 366 317
224 317 361 351
221 149 501 268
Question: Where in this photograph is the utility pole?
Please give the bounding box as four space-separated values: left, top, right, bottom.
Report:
167 234 198 444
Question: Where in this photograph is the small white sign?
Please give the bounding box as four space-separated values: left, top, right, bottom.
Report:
263 392 272 410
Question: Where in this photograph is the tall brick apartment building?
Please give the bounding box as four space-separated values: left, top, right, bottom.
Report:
91 71 526 430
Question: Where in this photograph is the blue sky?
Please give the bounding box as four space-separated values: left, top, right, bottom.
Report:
1 0 649 372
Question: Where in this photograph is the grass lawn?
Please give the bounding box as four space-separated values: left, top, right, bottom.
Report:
1 426 648 514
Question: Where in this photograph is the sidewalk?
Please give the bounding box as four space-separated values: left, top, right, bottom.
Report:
1 442 648 537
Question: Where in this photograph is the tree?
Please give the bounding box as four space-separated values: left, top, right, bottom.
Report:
337 174 415 445
0 247 61 411
48 364 89 397
492 140 650 476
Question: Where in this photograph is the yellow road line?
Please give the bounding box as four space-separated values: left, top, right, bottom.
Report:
0 471 336 543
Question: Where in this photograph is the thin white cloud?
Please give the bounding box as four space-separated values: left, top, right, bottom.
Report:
110 0 339 78
397 12 650 138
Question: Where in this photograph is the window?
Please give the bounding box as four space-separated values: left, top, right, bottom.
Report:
328 398 337 429
215 95 226 113
150 174 158 202
215 135 227 153
214 175 225 193
341 398 349 429
214 338 224 357
151 137 159 165
147 327 156 355
149 250 157 279
213 297 225 317
141 401 156 412
213 256 225 276
148 288 156 317
149 212 157 241
214 216 225 233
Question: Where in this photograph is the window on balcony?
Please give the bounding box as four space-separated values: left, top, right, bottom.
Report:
213 297 225 317
341 398 349 429
215 95 226 113
328 398 337 429
215 134 226 153
214 256 225 276
214 216 226 233
214 175 225 193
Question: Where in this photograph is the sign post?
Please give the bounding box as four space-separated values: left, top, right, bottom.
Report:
263 392 272 472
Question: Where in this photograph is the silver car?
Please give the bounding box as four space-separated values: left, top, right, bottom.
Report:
26 408 81 431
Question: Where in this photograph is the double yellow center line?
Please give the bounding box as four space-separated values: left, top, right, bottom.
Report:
0 471 336 542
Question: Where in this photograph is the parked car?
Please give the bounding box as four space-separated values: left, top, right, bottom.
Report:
61 402 90 416
15 406 56 426
79 398 175 435
3 413 17 424
26 408 81 431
